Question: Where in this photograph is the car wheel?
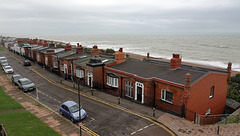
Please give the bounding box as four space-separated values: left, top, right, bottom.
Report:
59 110 63 116
70 118 74 123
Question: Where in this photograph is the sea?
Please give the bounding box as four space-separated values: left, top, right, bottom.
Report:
3 34 240 71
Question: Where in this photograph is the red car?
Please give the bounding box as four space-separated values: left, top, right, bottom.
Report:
23 60 31 66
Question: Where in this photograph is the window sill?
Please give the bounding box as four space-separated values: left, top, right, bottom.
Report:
107 83 118 89
160 100 173 105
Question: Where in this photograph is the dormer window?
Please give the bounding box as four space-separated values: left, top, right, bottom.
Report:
107 73 118 88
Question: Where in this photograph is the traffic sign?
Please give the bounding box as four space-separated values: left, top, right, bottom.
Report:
78 122 83 127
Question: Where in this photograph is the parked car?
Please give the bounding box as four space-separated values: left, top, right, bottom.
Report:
0 60 7 66
16 78 36 92
0 56 7 62
3 65 14 74
11 74 23 85
1 61 9 68
23 59 31 66
59 101 87 123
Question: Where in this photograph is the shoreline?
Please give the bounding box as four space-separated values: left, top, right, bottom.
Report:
127 52 240 76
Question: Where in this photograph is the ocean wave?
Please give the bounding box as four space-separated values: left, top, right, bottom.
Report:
215 45 229 48
182 59 240 71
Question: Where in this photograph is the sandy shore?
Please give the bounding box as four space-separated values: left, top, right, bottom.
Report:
127 52 239 76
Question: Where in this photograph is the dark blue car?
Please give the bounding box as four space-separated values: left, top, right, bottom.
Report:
59 101 87 123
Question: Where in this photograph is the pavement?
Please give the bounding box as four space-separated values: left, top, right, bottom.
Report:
0 68 89 136
1 49 240 136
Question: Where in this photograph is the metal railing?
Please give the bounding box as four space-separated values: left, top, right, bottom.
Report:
195 113 240 125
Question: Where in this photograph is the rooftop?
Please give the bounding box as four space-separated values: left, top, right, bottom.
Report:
109 59 227 86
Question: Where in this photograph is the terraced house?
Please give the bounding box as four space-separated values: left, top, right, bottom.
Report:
3 37 231 124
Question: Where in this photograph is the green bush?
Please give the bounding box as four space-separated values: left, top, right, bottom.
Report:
106 48 115 54
84 48 91 52
227 73 240 102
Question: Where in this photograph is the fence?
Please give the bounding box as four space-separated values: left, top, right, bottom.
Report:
0 124 7 136
195 113 240 125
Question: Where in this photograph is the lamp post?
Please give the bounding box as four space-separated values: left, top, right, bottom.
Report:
78 78 82 136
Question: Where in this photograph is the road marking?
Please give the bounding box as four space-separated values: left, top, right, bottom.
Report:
144 125 148 129
138 128 143 131
58 101 61 103
150 123 154 126
131 132 136 135
8 51 174 136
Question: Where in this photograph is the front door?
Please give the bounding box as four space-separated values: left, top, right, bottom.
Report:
88 71 93 87
137 86 142 102
135 82 144 103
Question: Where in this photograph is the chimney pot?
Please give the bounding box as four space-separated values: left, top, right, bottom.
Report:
147 52 150 60
119 48 123 52
170 53 181 70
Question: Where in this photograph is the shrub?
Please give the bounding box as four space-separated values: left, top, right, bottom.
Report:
106 48 115 54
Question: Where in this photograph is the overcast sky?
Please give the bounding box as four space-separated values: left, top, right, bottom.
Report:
0 0 240 34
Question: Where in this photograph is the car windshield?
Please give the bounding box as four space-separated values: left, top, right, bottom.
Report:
5 67 12 70
14 76 22 81
21 80 32 85
69 104 82 113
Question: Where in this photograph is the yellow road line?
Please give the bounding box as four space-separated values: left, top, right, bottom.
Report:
8 51 175 136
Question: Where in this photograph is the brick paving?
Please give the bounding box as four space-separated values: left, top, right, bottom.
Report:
0 72 89 136
157 113 240 136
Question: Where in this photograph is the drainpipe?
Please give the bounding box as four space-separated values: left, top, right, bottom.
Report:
71 60 73 81
102 65 105 91
120 76 123 97
153 81 156 107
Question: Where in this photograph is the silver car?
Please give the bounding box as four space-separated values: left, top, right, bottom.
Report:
3 65 14 74
16 78 36 92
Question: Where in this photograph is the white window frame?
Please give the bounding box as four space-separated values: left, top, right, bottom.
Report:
45 57 48 65
53 60 58 68
61 62 64 71
209 86 214 99
76 69 84 78
64 64 67 74
161 89 173 104
125 80 133 98
135 81 144 103
107 76 118 88
37 54 40 62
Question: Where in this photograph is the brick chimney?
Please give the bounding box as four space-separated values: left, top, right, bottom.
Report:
33 38 38 45
227 62 232 84
91 45 99 56
37 40 43 46
115 48 125 64
147 52 150 60
170 54 181 70
43 40 49 47
183 73 191 103
76 43 83 53
64 43 72 51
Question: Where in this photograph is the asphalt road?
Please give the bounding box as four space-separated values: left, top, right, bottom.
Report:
1 49 173 136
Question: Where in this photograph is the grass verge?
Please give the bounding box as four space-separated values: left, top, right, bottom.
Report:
0 111 60 136
0 86 24 111
0 86 60 135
